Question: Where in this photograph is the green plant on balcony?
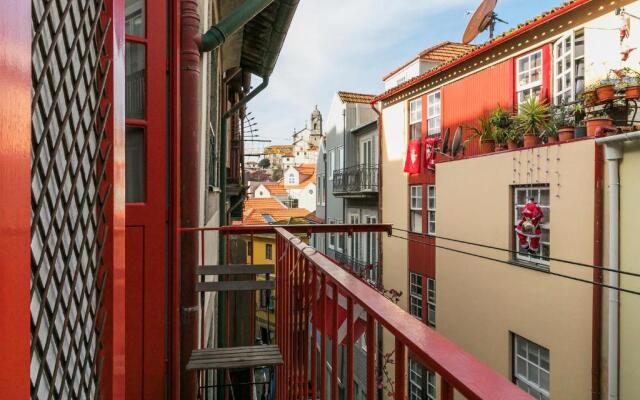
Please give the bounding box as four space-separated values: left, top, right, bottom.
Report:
465 115 496 154
489 104 513 129
514 97 550 148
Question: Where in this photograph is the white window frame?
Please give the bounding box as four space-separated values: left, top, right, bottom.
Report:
553 30 585 105
364 215 378 284
427 185 436 236
553 33 573 104
513 335 550 400
409 358 436 400
427 278 436 328
516 50 544 105
409 272 423 320
338 146 344 170
514 185 550 267
329 150 335 180
410 185 423 234
409 97 422 140
427 91 441 136
328 219 335 250
336 219 345 252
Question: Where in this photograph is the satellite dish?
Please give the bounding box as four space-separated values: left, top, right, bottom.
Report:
451 126 463 156
462 0 508 44
441 128 450 154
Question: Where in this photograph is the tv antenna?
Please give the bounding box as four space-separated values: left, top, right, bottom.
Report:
463 0 508 44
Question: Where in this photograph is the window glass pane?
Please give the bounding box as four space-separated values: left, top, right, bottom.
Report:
125 0 145 36
126 42 146 119
126 126 145 202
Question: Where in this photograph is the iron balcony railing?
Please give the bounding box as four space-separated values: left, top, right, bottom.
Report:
333 164 379 195
332 249 379 285
181 224 531 400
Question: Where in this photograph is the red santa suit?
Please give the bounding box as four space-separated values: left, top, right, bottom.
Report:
515 199 544 253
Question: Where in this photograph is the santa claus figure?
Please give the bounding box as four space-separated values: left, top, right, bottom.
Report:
515 197 544 254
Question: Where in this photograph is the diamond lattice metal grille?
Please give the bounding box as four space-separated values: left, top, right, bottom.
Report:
31 0 111 398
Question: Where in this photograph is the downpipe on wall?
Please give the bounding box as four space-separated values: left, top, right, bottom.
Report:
595 131 640 400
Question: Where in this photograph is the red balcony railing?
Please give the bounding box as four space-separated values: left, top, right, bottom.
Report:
181 224 531 400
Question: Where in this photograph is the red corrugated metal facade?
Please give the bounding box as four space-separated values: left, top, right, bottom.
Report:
441 58 515 156
408 58 516 320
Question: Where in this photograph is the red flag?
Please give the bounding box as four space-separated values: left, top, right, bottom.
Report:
404 139 422 174
423 137 437 170
313 285 367 345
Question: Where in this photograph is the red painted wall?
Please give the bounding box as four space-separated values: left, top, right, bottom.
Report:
124 0 168 398
441 59 515 157
0 0 31 396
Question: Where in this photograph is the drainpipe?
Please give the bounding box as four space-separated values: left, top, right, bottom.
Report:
592 143 603 400
179 0 275 397
595 131 640 400
198 0 275 52
179 2 201 399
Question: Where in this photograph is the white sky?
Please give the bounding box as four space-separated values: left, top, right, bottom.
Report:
247 0 559 151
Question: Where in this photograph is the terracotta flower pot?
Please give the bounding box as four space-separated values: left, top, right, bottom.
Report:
586 118 613 137
558 127 575 142
495 143 507 151
523 133 539 148
596 84 616 102
480 139 495 154
583 90 597 107
625 86 640 100
507 140 519 150
547 136 559 144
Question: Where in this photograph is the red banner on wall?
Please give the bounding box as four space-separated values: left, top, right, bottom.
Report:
404 139 422 174
423 137 437 170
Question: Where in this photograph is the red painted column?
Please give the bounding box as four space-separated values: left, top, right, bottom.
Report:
0 0 31 397
394 339 405 400
366 316 376 400
102 0 127 398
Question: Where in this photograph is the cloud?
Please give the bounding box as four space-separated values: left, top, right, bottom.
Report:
247 0 481 150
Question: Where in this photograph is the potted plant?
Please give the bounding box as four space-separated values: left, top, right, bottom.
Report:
595 77 617 102
466 116 495 154
622 69 640 100
514 97 550 148
494 127 508 150
582 84 598 107
545 121 559 144
489 105 513 129
585 112 613 137
571 102 586 137
505 129 521 150
552 102 575 142
489 105 513 151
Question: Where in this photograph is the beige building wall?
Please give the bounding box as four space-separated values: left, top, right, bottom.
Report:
619 140 640 399
436 140 597 399
379 100 410 394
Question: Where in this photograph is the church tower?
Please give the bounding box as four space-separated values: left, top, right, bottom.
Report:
310 105 322 135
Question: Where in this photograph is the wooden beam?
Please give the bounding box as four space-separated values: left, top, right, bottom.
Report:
197 264 274 275
186 345 283 370
195 280 275 292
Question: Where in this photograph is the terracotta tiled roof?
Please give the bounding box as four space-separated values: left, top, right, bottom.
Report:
262 182 288 196
374 0 587 102
337 91 376 104
243 207 312 225
244 198 285 211
304 212 324 224
419 41 477 62
295 164 316 177
383 41 477 81
289 173 316 189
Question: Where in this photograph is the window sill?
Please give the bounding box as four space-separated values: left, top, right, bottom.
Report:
508 259 550 273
